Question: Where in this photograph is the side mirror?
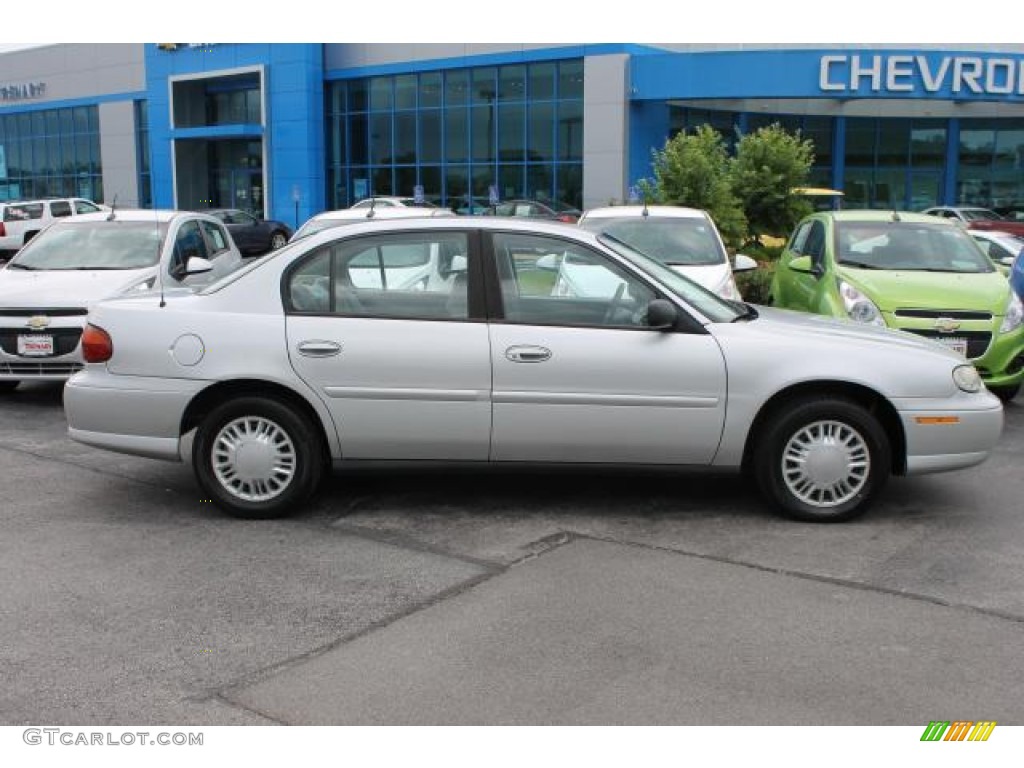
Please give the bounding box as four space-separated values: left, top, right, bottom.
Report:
184 256 214 276
733 253 758 272
788 255 823 277
449 254 468 273
535 253 561 272
645 299 678 331
1000 256 1016 267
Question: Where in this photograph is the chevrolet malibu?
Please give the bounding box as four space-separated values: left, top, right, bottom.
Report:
64 218 1003 523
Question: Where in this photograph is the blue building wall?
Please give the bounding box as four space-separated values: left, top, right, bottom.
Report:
143 43 325 225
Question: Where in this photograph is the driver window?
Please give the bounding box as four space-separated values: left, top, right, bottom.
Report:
804 221 826 268
172 220 209 273
492 232 655 328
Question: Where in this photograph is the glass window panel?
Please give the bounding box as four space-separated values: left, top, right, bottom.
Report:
877 120 910 166
993 129 1024 169
31 138 45 174
471 105 494 161
46 136 61 175
420 166 442 205
329 82 346 115
557 100 583 161
74 135 91 174
529 62 555 100
420 72 442 109
498 103 525 162
558 60 584 100
89 134 101 174
73 107 90 134
472 67 497 104
44 110 60 136
445 165 469 207
348 79 368 112
32 111 46 136
527 164 552 200
803 116 833 165
499 65 526 102
395 75 417 110
499 164 524 201
372 166 393 196
445 107 469 163
328 120 346 166
349 113 369 165
369 77 393 111
370 114 392 164
845 118 876 167
419 109 442 164
394 112 416 164
445 70 469 106
960 128 994 167
18 113 32 136
556 164 583 209
472 165 494 198
910 126 946 169
395 166 418 199
527 103 554 162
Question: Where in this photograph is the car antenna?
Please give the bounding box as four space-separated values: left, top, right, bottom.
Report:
641 189 649 218
156 209 166 308
366 196 376 219
106 194 118 221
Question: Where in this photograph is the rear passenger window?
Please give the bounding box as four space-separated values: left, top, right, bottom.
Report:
4 203 44 221
74 200 101 214
200 221 230 256
49 201 72 218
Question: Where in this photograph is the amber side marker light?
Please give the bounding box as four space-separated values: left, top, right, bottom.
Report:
81 323 113 363
915 416 961 425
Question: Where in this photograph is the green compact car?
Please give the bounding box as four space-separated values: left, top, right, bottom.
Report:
771 211 1024 401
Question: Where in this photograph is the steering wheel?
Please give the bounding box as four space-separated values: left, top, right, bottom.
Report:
602 283 627 325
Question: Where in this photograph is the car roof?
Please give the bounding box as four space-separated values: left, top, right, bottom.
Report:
295 213 596 252
581 205 706 220
826 210 950 225
308 207 452 222
56 209 215 224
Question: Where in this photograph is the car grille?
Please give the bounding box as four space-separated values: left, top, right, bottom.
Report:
0 307 88 317
902 329 992 359
0 327 83 356
893 309 993 321
0 361 83 376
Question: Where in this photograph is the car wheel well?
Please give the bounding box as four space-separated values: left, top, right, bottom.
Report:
181 380 330 466
742 381 906 477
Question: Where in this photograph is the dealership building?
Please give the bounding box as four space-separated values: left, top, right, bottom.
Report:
2 43 1024 225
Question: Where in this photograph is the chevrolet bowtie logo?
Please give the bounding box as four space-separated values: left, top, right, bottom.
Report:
933 317 961 333
26 315 51 330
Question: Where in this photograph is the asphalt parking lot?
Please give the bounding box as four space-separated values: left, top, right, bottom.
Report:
1 382 1023 725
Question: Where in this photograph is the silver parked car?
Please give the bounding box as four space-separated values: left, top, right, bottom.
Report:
0 209 243 390
64 218 1003 522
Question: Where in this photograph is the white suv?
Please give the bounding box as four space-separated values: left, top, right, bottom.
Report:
0 198 106 257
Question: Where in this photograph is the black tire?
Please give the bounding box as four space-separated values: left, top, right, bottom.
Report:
269 231 288 250
753 396 891 523
0 380 19 393
192 396 323 519
991 384 1020 403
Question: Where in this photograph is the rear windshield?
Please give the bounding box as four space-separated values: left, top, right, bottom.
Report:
3 203 44 222
836 221 995 274
10 221 168 270
580 216 727 266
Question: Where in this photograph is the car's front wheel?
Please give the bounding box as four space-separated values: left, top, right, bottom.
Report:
193 396 323 519
270 231 288 250
753 397 891 522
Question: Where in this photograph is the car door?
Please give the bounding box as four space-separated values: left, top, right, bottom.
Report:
780 219 831 312
285 229 492 460
485 231 727 464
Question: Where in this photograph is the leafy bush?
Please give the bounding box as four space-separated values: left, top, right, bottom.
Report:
736 261 776 305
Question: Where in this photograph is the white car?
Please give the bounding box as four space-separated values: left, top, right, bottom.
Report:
291 206 453 242
577 205 757 300
0 197 106 257
0 209 242 391
64 218 1002 524
968 229 1024 270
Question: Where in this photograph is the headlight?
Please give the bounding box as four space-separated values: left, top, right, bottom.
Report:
838 279 885 326
123 277 156 293
952 364 983 393
1000 292 1023 333
716 275 740 301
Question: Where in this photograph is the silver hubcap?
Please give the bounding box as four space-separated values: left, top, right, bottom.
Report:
271 234 286 249
781 419 870 508
212 416 297 502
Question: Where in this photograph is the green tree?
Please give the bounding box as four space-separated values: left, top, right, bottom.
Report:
730 123 815 244
647 125 747 248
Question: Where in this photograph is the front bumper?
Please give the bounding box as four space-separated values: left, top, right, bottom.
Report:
893 392 1004 475
64 368 209 461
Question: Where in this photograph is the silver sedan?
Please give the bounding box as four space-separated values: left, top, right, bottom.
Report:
64 218 1004 522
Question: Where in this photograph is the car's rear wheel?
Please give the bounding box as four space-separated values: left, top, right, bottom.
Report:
990 384 1020 403
193 396 323 519
270 231 288 250
753 397 891 522
0 380 19 393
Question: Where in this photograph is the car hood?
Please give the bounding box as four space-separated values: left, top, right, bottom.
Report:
746 305 965 360
670 263 732 294
837 267 1010 313
0 266 155 307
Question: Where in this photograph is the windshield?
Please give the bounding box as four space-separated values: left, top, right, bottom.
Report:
597 233 742 322
836 221 995 273
581 216 727 267
961 208 1002 222
10 221 168 270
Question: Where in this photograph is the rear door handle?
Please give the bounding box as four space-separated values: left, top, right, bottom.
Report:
505 345 552 363
297 340 342 357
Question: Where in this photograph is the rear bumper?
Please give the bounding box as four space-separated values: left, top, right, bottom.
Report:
64 368 209 462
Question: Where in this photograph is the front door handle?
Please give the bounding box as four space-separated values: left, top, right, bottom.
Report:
297 340 342 357
505 345 552 363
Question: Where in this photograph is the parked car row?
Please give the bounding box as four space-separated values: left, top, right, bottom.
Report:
0 198 1014 526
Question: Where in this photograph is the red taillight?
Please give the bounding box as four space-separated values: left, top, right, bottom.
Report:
0 222 6 237
81 323 113 363
556 214 576 223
